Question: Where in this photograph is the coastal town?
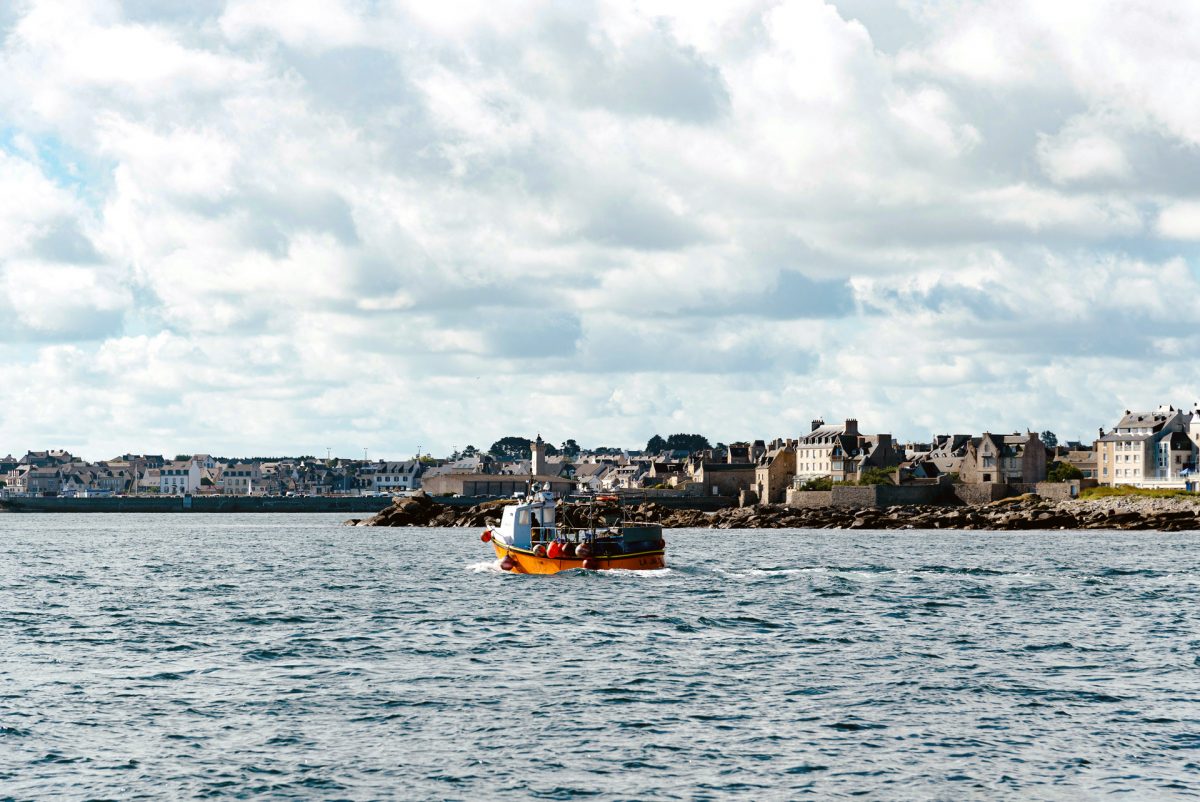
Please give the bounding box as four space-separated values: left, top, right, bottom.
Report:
3 403 1198 506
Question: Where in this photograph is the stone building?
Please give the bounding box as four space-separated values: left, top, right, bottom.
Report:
959 432 1047 484
794 418 902 484
692 462 757 496
645 461 685 487
220 463 262 495
911 434 972 478
755 443 797 505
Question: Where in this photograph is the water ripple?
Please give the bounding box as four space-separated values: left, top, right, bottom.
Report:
3 517 1200 799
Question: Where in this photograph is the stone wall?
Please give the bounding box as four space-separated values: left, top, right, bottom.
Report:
830 486 881 507
1034 479 1097 501
785 484 948 509
874 484 949 506
785 489 834 508
786 479 1100 509
952 483 1011 505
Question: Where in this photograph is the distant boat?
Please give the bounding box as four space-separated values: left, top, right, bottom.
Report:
482 487 666 574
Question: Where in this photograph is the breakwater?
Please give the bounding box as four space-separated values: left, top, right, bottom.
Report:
0 491 739 515
350 491 739 528
0 495 396 514
357 493 1200 531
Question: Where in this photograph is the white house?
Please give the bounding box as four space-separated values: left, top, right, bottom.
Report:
371 460 424 494
159 459 202 495
1095 405 1196 487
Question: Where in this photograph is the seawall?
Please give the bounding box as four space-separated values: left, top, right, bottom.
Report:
0 496 397 513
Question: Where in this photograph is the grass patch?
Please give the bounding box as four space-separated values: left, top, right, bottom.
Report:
1079 485 1200 500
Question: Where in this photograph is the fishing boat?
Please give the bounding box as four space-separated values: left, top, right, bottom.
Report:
481 487 666 574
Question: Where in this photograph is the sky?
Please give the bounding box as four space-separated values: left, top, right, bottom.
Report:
2 0 1200 460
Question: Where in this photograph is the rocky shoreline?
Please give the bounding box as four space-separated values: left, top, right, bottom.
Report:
348 492 1200 532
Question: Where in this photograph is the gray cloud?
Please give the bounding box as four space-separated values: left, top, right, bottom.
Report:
483 311 583 358
31 219 102 263
578 192 708 251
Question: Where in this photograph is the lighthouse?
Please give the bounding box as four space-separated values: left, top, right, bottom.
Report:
531 434 548 476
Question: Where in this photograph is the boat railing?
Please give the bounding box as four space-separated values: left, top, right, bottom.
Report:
529 524 621 543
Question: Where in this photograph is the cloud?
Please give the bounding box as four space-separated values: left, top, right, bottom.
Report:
219 0 368 51
1037 115 1132 185
0 0 1196 457
1156 201 1200 240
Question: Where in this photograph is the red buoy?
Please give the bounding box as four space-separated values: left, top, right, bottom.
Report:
481 531 492 542
582 558 599 570
500 556 516 571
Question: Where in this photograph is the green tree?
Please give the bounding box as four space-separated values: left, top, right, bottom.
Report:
799 476 832 491
1047 461 1083 482
174 454 192 461
489 436 559 460
857 467 896 486
1041 430 1058 448
665 434 712 453
489 436 531 460
561 439 581 458
645 434 668 452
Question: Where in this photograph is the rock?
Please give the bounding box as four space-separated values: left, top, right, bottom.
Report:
352 492 1200 532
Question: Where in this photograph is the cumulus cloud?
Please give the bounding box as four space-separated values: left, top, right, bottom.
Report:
1037 115 1131 185
0 0 1196 457
1156 201 1200 241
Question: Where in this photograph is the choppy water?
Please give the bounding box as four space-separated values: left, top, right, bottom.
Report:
3 515 1200 799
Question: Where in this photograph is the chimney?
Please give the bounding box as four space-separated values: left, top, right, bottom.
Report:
844 418 859 436
811 418 824 432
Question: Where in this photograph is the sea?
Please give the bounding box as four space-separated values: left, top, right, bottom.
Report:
3 514 1200 800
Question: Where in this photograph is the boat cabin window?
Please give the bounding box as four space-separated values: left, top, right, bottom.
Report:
517 509 530 526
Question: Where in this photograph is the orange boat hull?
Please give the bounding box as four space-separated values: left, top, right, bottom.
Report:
492 540 665 574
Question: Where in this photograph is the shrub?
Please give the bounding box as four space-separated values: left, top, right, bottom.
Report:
857 467 896 486
1080 485 1200 500
1046 461 1084 482
799 476 833 491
